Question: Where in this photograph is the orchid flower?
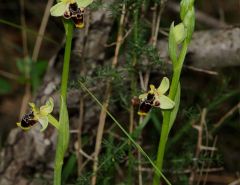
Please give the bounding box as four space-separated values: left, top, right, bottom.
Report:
17 98 59 131
50 0 92 28
138 77 175 116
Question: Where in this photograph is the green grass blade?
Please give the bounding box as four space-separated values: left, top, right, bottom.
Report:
0 18 58 45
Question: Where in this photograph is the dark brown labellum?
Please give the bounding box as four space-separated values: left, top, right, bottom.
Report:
69 3 78 13
146 93 155 104
138 92 158 115
72 14 84 28
20 111 38 128
138 101 152 115
63 3 85 28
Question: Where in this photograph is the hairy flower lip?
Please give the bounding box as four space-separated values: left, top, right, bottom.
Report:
138 77 175 116
50 0 90 29
50 0 92 17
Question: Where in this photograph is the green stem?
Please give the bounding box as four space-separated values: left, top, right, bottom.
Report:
153 41 188 185
60 22 74 101
54 21 73 185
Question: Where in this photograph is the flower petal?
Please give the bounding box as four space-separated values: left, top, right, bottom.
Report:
40 98 54 115
38 116 49 132
50 2 67 17
139 93 148 101
76 0 93 8
62 0 75 3
29 103 39 113
157 77 169 94
158 95 175 109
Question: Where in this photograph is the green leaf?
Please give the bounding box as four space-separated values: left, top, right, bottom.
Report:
59 96 70 156
168 83 181 134
0 78 12 95
54 96 69 184
50 2 67 17
168 22 178 66
151 111 161 132
30 60 48 92
62 154 77 183
132 114 151 138
16 58 32 78
76 0 93 8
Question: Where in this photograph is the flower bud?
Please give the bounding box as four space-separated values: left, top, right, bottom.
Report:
172 23 186 44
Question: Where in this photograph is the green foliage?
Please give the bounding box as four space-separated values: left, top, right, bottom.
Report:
96 65 121 80
62 154 77 183
74 173 91 185
0 77 12 95
97 137 128 185
89 0 103 10
31 61 48 92
80 82 172 185
16 58 48 92
144 45 163 65
16 58 32 79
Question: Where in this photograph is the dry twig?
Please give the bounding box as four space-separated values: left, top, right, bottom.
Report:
32 0 54 62
91 4 126 185
213 102 240 130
